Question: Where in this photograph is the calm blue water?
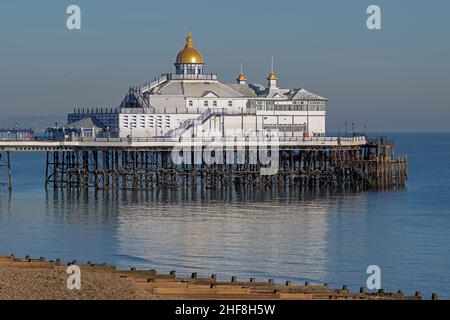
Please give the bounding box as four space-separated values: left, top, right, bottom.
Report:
1 133 449 299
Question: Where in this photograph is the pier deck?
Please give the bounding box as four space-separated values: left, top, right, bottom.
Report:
0 136 407 192
0 136 367 152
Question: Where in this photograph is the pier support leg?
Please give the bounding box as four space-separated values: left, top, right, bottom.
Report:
37 141 407 192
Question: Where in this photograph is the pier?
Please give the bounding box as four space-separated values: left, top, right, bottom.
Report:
0 135 407 192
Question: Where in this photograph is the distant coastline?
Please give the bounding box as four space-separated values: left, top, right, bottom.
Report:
0 116 66 133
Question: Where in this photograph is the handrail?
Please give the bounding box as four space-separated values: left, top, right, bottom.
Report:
140 73 219 94
141 74 168 93
164 108 258 137
2 135 367 144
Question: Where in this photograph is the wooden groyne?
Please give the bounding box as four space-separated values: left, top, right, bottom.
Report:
0 255 431 300
43 137 407 191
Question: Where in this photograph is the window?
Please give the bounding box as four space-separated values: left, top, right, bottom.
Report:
228 101 233 107
213 101 217 107
204 101 209 107
188 100 193 107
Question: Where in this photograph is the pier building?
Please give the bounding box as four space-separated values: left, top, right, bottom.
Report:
67 33 327 139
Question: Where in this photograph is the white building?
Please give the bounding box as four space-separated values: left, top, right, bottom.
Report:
68 33 327 138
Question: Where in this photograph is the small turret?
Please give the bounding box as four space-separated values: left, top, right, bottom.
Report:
236 61 247 85
267 56 278 89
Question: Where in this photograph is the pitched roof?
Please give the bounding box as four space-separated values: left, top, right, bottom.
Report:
143 77 326 101
150 80 246 98
66 117 105 129
202 91 219 98
226 84 258 97
289 88 327 101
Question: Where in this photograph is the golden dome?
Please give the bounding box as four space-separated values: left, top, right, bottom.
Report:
237 73 246 81
236 61 246 82
267 72 278 81
176 32 204 64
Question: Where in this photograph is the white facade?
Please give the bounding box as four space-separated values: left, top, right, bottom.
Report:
67 34 328 139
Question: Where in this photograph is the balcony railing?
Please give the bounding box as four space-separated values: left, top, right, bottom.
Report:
28 135 367 145
167 73 218 81
70 108 119 115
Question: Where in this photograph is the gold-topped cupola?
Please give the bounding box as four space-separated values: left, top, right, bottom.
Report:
176 32 204 64
267 56 278 89
174 31 206 76
236 61 247 84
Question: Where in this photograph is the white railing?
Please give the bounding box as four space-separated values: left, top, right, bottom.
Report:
141 73 218 93
164 108 241 137
0 136 368 152
141 74 168 93
164 107 269 138
164 109 214 137
140 73 219 93
167 74 218 81
20 135 366 144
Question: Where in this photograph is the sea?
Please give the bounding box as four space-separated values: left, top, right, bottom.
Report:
1 132 449 299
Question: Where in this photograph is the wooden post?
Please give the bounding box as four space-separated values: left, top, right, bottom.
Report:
32 138 407 192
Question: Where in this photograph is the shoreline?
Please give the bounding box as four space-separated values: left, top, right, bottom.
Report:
0 255 430 300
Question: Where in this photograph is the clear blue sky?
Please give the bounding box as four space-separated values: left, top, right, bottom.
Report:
0 0 449 131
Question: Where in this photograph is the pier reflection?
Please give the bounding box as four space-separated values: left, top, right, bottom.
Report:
0 191 12 215
44 187 338 283
1 183 384 290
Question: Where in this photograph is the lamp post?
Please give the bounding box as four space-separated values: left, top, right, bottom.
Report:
306 103 310 135
291 115 294 137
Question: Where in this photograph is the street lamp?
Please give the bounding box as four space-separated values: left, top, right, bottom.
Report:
306 103 310 135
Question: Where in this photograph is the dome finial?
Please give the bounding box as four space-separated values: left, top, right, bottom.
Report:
186 28 193 47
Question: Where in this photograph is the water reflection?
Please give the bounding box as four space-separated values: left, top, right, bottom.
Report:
0 191 12 215
40 187 340 283
2 179 387 291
